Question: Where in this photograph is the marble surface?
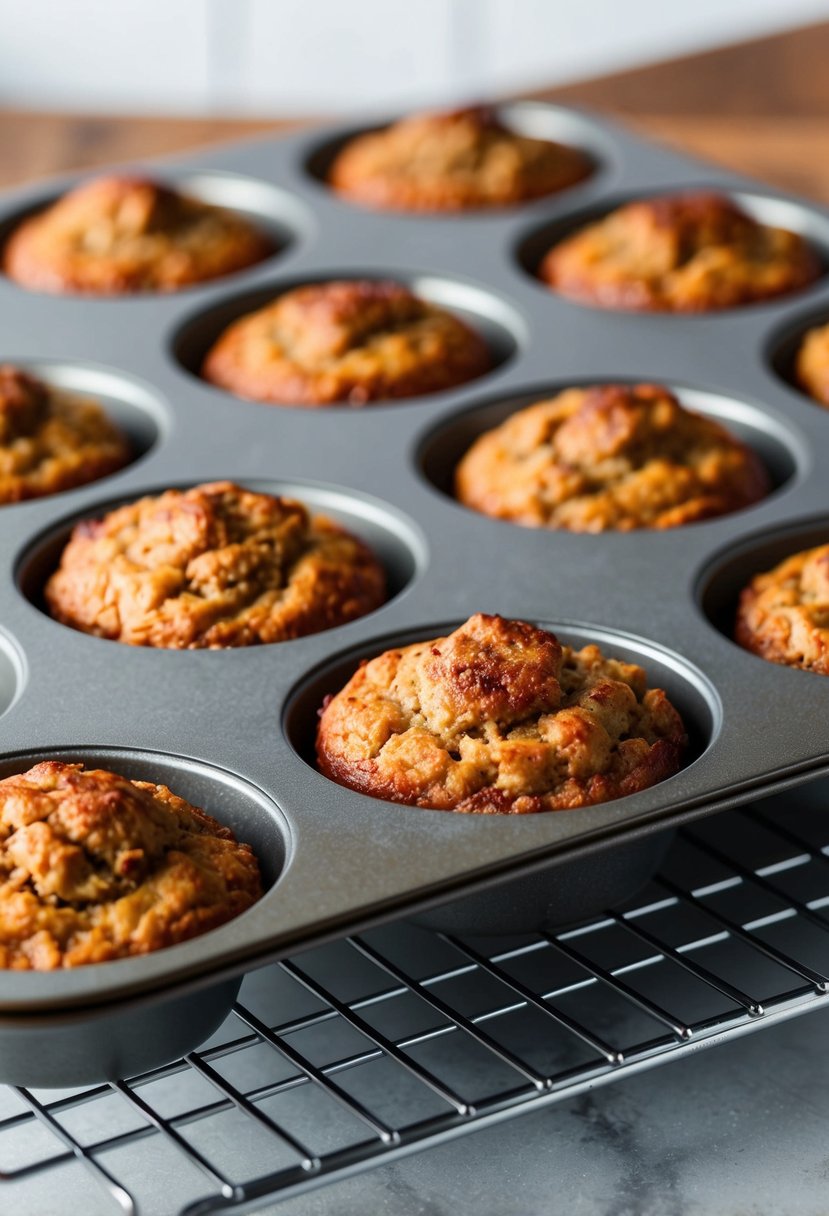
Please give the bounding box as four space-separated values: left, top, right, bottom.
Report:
258 1007 829 1216
5 1003 828 1214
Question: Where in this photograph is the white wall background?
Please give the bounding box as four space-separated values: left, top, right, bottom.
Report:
0 0 826 116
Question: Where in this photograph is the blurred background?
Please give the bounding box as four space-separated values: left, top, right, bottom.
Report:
0 0 826 117
0 4 827 204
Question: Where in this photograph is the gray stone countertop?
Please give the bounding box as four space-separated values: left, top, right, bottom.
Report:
260 1007 829 1216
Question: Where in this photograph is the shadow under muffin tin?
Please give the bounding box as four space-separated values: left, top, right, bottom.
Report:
3 101 829 1085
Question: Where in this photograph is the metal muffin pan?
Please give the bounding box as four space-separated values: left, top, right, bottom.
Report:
3 102 829 1084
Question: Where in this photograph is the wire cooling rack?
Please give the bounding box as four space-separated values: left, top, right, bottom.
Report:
2 787 828 1216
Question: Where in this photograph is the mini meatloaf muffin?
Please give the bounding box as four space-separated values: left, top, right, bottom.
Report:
316 613 687 813
454 383 769 531
45 480 386 648
794 319 829 406
0 761 262 969
539 192 820 312
0 365 130 503
328 105 592 212
202 279 492 406
736 544 829 673
4 175 272 295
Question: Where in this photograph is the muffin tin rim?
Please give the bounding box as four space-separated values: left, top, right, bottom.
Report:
0 625 26 718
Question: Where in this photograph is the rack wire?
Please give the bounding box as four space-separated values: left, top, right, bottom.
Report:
2 789 828 1216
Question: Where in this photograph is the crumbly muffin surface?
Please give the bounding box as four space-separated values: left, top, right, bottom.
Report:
202 279 492 406
45 480 386 648
794 320 829 406
0 365 130 504
539 192 820 312
455 383 769 532
0 761 262 970
328 106 592 212
317 614 686 813
4 176 272 295
736 545 829 673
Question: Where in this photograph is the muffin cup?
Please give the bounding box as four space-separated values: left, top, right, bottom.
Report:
515 186 829 308
0 171 311 297
288 618 715 939
172 271 524 402
413 828 675 936
419 380 801 522
0 747 287 1086
0 977 242 1088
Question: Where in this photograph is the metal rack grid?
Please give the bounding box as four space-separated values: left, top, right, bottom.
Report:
2 788 828 1216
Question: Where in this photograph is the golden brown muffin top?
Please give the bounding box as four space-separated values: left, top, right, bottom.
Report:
539 192 820 312
45 480 386 648
454 383 770 532
0 365 131 504
794 319 829 407
3 175 272 295
0 761 262 970
736 545 829 674
317 613 687 813
201 279 492 406
328 105 592 212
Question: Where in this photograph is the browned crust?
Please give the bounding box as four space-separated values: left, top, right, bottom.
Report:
201 279 492 407
454 383 770 531
316 613 687 814
328 106 592 212
3 176 273 296
794 320 829 407
44 480 386 648
736 545 829 674
0 365 131 504
0 761 263 970
539 192 821 312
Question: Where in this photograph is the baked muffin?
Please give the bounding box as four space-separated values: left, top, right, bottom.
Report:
539 192 820 312
455 383 769 532
4 176 272 295
328 105 592 212
202 279 492 406
0 365 131 504
794 320 829 406
317 613 687 813
45 480 386 648
0 760 262 970
736 544 829 673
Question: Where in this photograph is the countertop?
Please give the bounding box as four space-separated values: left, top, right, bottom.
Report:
261 1012 829 1216
3 20 829 1216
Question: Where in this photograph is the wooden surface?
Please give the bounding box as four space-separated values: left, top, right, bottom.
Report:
547 21 829 202
0 21 827 200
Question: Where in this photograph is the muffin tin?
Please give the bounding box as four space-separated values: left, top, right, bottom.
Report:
3 101 829 1086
